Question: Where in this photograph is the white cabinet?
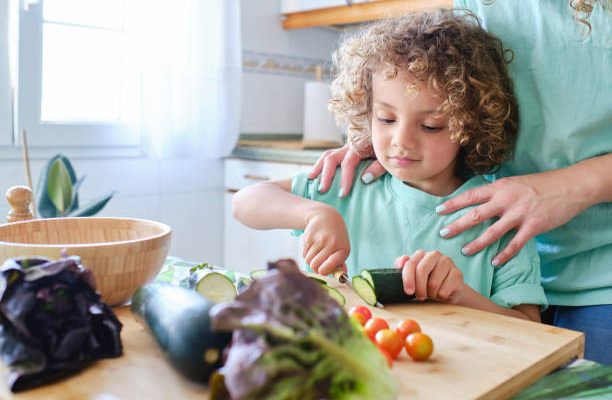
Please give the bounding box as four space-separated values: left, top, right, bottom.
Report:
223 158 312 273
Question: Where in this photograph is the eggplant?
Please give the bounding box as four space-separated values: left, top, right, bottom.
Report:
131 284 231 383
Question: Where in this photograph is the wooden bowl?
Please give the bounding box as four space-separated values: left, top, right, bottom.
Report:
0 217 172 306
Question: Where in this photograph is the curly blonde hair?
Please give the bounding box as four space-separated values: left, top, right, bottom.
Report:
329 9 518 177
570 0 611 34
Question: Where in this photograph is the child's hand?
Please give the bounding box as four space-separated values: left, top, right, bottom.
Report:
302 205 350 276
395 250 466 304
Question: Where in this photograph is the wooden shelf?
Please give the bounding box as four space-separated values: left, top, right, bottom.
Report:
282 0 453 30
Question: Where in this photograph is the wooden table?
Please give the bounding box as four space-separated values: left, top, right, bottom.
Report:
0 280 585 400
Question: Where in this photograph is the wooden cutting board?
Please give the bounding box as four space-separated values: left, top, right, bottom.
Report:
0 280 584 400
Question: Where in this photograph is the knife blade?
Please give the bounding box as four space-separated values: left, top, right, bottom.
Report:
332 267 384 308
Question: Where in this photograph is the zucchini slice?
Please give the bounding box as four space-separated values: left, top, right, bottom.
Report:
194 272 238 303
362 268 416 304
323 285 346 306
249 269 268 279
305 272 327 285
360 270 374 288
351 276 377 306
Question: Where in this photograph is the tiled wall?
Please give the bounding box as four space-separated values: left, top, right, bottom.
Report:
240 0 340 135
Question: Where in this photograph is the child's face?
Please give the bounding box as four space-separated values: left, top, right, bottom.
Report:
371 70 462 196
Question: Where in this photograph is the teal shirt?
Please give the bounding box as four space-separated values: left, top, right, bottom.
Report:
291 164 547 309
457 0 612 306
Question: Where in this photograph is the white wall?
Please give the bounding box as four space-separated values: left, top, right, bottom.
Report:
240 0 340 134
0 0 338 266
0 155 225 264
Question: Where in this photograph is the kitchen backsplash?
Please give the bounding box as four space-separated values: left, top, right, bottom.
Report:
242 50 331 79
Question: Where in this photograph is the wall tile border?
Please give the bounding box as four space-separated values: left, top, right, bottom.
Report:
242 50 331 79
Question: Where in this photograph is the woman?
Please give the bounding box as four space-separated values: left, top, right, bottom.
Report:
310 0 612 363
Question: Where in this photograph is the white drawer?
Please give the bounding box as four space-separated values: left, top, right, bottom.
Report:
224 159 311 190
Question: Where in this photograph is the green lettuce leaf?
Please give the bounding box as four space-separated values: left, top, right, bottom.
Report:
210 260 398 400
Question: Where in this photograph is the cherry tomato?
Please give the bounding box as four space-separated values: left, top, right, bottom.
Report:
348 305 372 322
395 319 421 340
377 345 394 368
405 332 434 362
364 317 389 341
350 312 368 326
374 329 403 359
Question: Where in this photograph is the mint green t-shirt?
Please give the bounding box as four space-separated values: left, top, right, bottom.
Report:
291 164 547 309
457 0 612 306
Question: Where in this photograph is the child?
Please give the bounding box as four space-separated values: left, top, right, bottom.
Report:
232 9 547 321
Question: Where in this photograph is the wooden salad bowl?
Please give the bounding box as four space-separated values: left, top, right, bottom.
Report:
0 217 172 306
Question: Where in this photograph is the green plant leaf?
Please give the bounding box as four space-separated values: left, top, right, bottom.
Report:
68 175 86 213
47 159 73 215
37 154 78 218
67 191 116 217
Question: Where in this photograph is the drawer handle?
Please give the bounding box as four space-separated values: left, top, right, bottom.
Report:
226 189 239 194
243 174 269 181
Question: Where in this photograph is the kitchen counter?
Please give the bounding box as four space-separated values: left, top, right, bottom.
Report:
229 134 340 165
0 277 586 400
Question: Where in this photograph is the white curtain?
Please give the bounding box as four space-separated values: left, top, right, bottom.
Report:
127 0 242 158
0 0 13 145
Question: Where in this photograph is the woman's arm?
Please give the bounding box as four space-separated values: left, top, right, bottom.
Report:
438 153 612 265
232 179 351 275
458 287 541 322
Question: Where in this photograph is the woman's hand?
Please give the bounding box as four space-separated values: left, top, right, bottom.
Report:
302 205 351 276
308 145 385 197
437 170 594 266
395 250 467 304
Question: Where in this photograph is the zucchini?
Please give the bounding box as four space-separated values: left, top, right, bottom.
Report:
323 285 346 306
250 269 268 279
192 271 237 303
131 284 232 383
354 269 416 305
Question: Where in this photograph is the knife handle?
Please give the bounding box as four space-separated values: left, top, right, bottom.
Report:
332 267 349 283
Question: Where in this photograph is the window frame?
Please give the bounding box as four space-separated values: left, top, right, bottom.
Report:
17 0 140 148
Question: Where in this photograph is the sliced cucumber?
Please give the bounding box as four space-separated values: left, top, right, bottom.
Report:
352 275 377 306
362 268 416 304
250 269 268 279
305 272 327 285
360 270 374 288
323 285 345 306
194 272 237 303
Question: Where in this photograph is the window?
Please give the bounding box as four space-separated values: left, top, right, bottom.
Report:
0 0 14 146
17 0 139 147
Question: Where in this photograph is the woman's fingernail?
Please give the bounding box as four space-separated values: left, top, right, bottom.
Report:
318 182 324 192
492 259 500 266
338 188 344 198
461 246 470 256
435 204 446 213
439 228 450 238
362 173 374 184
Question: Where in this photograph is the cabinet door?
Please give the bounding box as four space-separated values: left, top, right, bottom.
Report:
224 191 302 273
224 159 311 273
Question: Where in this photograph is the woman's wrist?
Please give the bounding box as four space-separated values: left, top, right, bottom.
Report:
571 154 612 206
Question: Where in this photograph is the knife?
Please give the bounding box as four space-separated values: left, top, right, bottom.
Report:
332 267 384 308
